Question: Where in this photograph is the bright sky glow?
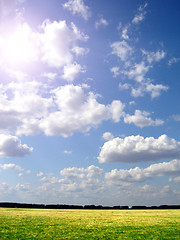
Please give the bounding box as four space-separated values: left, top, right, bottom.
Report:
0 0 179 207
0 23 38 67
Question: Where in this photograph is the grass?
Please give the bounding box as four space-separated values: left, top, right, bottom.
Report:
0 208 180 239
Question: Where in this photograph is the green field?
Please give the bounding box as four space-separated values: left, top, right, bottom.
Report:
0 208 180 239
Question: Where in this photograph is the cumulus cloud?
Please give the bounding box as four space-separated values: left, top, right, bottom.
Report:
145 83 168 98
119 83 131 90
60 165 103 180
124 110 164 128
95 17 109 29
62 0 91 20
142 50 166 64
0 80 125 138
0 80 52 136
0 163 24 171
123 61 150 82
110 66 120 77
0 134 33 157
71 46 89 56
111 40 132 61
40 20 88 68
131 82 168 98
0 17 88 75
98 135 180 163
109 100 125 123
102 132 114 141
62 62 86 81
105 159 180 183
40 85 125 137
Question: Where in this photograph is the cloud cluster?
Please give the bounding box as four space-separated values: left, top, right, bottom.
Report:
0 82 125 138
98 135 180 163
62 0 91 20
0 134 32 157
132 3 148 24
111 40 132 62
40 85 125 137
1 158 179 204
0 18 89 81
60 165 103 180
105 159 180 183
124 110 164 128
95 17 109 29
110 3 168 99
0 163 24 171
102 132 114 141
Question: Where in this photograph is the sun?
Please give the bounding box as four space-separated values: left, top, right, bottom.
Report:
0 23 39 68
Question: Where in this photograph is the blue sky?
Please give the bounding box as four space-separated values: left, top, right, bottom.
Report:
0 0 180 206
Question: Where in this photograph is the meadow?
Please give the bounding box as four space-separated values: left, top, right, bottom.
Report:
0 208 180 239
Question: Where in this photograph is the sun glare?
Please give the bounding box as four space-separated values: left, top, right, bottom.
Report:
0 23 39 68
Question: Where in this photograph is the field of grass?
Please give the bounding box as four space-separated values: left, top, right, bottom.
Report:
0 208 180 239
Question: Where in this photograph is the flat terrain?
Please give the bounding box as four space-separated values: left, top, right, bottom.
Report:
0 208 180 239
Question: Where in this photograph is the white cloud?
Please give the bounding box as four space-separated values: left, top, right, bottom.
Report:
0 163 24 171
0 22 40 68
172 115 180 121
108 100 125 123
15 183 30 192
145 83 169 98
102 132 114 141
132 3 148 24
98 134 180 163
0 134 33 157
71 46 89 56
110 66 120 77
0 80 52 136
0 18 88 73
131 82 168 98
60 165 103 180
62 62 86 81
132 12 145 24
105 159 180 183
40 20 88 68
124 61 150 82
0 80 126 138
121 25 129 40
111 40 132 61
119 83 131 90
37 172 44 177
41 72 57 81
124 110 164 128
168 57 180 66
95 17 109 29
169 176 180 183
142 50 166 64
62 0 91 20
64 150 72 154
40 85 125 137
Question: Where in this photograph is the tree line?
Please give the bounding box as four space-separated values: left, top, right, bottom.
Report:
0 202 179 210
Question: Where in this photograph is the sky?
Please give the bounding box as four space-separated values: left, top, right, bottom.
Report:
0 0 180 207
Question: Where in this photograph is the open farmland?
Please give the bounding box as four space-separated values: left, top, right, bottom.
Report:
0 208 180 239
